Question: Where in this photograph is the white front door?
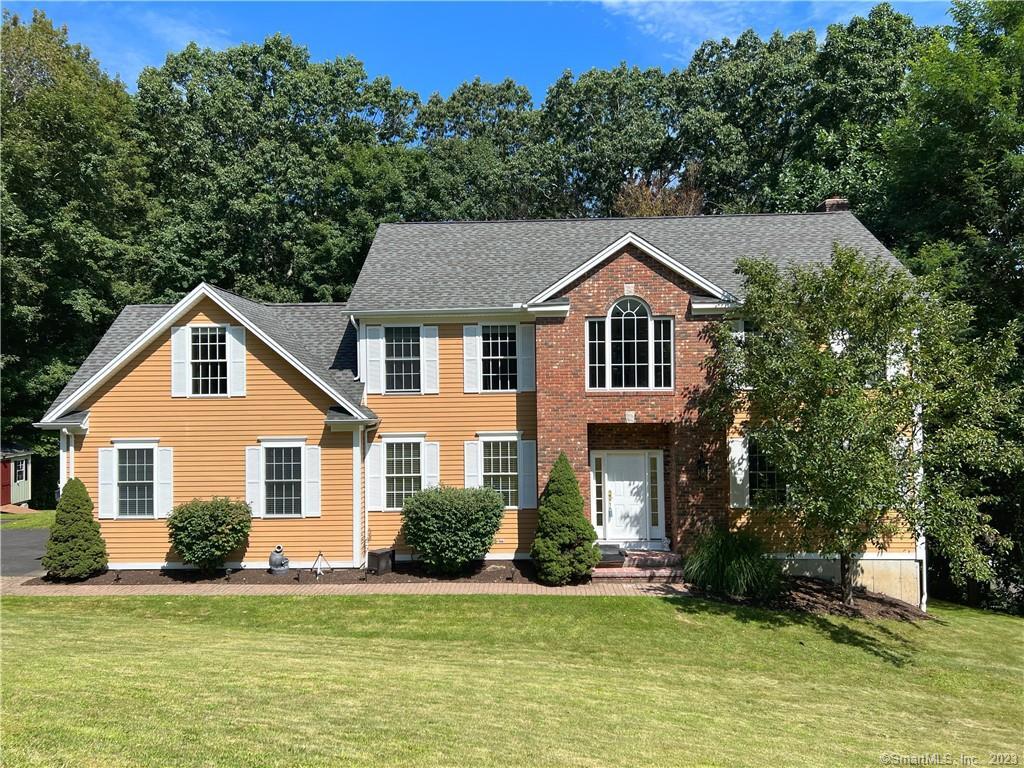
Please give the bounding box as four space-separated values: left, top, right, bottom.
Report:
591 449 665 547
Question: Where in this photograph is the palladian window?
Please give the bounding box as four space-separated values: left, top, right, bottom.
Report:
587 298 673 390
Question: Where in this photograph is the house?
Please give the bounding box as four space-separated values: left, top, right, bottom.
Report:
34 207 926 606
0 443 32 507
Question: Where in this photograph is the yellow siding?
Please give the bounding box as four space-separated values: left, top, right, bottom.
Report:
74 298 356 565
366 323 537 556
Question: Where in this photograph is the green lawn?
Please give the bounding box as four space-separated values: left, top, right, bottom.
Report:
1 596 1020 768
0 510 54 530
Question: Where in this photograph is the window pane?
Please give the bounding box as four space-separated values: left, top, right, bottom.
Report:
609 300 650 389
649 456 659 528
593 457 604 528
481 325 518 391
749 438 785 505
654 319 672 388
385 327 421 393
118 448 154 517
482 440 518 507
265 446 302 516
386 442 421 509
587 320 606 388
190 327 228 395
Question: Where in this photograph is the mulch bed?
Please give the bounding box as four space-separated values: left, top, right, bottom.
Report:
28 560 535 586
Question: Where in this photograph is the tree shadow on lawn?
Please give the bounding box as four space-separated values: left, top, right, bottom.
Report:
653 590 935 667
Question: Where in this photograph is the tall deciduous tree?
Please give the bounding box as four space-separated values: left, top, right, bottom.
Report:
705 247 1022 605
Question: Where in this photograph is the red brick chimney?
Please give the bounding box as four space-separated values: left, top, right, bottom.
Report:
816 197 850 212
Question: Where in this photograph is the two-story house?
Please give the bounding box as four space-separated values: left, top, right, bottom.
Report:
35 209 926 606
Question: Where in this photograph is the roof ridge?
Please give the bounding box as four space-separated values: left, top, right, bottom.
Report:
380 211 855 226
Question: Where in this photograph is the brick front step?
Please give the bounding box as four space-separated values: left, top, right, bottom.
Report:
590 567 687 583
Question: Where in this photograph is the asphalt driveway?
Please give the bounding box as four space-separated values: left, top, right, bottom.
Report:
1 528 48 576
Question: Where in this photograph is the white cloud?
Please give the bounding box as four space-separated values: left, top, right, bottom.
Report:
133 8 233 53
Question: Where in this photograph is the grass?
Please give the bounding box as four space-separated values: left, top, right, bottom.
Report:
0 510 54 530
1 596 1021 768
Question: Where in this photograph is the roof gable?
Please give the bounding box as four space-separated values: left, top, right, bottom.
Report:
42 284 368 423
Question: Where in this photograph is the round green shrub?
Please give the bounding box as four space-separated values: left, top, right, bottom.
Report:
682 525 782 600
42 478 108 579
400 486 504 575
530 452 601 585
166 497 252 573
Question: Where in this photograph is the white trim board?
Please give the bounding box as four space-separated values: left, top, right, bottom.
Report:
43 283 369 423
528 232 732 305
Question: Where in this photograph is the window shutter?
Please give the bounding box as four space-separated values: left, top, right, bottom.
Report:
304 445 321 518
245 446 263 517
98 447 116 519
366 326 384 395
424 442 440 489
728 436 749 508
464 441 481 488
421 325 439 394
463 325 480 393
518 439 537 509
517 324 536 392
365 441 383 511
171 326 189 397
227 326 246 396
156 447 174 519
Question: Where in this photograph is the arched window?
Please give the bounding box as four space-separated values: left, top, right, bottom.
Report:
587 298 673 389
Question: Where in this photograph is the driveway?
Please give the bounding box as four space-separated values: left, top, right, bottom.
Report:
1 528 48 576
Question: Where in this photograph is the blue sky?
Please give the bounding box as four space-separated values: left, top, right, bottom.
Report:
8 1 952 100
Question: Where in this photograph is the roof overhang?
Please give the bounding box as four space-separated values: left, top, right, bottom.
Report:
34 410 90 433
348 302 569 322
527 232 733 306
41 284 369 423
324 407 379 431
690 297 738 316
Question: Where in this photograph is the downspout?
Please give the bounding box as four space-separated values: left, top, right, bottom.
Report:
361 425 369 568
57 428 68 498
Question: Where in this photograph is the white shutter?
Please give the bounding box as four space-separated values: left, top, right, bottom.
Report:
728 436 749 508
365 441 383 510
424 441 440 489
517 324 536 392
421 325 439 394
98 447 116 519
464 441 481 488
227 326 246 396
171 326 189 397
518 439 537 509
304 445 321 518
245 446 263 517
156 447 174 519
366 326 384 395
463 325 480 393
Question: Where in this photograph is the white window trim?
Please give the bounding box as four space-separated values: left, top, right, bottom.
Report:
477 431 522 510
185 323 231 399
112 438 159 519
585 299 674 392
381 433 426 511
13 458 28 483
258 437 307 519
382 324 424 395
476 323 519 394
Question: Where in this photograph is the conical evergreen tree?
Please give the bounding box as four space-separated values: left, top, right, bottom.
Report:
41 478 108 578
531 452 601 585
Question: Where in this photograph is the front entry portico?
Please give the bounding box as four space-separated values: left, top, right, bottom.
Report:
589 450 667 550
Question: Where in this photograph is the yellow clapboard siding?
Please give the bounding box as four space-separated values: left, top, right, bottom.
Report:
74 298 355 564
366 323 538 554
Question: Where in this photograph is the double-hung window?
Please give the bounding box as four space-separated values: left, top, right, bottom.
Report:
481 325 517 391
385 327 421 393
13 459 27 483
482 439 518 507
264 445 302 517
386 441 421 509
118 446 155 518
191 326 228 395
587 298 673 390
749 438 785 505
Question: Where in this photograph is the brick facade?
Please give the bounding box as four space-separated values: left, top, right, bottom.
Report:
536 245 729 551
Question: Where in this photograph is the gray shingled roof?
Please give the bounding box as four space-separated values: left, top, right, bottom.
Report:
346 211 895 311
44 290 369 420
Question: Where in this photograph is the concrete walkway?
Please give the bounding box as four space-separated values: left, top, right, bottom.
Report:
0 575 689 598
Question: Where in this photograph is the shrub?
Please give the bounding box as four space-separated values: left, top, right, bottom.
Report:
166 497 252 573
531 452 601 585
400 486 504 575
42 478 108 579
683 526 782 600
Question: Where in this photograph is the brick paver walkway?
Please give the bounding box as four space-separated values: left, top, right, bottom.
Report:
0 575 690 598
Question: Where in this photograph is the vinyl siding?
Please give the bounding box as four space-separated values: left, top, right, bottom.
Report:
73 298 356 565
366 322 537 556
